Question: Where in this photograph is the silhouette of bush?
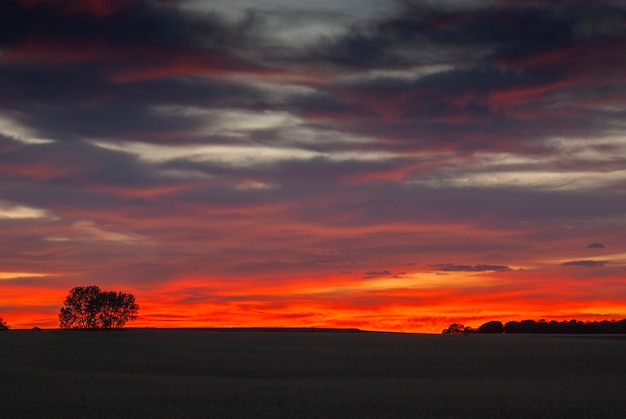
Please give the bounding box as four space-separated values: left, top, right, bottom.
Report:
59 285 139 329
504 321 522 333
0 317 9 331
520 320 538 333
477 321 504 334
442 323 475 334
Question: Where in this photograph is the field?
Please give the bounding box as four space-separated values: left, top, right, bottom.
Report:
2 329 626 418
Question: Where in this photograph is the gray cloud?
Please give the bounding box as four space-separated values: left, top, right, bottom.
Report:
429 264 511 272
586 242 606 249
562 260 607 267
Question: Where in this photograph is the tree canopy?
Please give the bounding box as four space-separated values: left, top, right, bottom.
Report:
59 285 138 329
477 320 504 334
0 317 9 331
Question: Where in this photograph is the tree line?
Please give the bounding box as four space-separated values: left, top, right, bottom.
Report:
443 318 626 334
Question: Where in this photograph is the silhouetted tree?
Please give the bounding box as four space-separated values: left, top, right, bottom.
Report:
442 323 475 334
59 285 138 329
477 320 504 334
504 321 522 333
520 319 538 333
546 320 560 333
0 317 9 331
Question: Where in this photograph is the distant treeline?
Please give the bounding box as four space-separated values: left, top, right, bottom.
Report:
442 319 626 334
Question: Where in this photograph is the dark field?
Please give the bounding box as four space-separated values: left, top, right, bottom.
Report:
2 329 626 418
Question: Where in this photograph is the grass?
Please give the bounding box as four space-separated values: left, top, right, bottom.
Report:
2 329 626 418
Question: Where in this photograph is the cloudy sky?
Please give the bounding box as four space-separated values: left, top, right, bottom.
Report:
1 0 626 332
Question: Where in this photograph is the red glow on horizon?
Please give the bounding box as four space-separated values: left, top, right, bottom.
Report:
3 268 626 334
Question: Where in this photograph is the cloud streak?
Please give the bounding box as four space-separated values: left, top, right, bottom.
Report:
429 264 512 273
562 260 607 268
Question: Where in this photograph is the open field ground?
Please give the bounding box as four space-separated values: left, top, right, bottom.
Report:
2 329 626 418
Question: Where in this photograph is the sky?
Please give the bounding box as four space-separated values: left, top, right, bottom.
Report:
1 0 626 333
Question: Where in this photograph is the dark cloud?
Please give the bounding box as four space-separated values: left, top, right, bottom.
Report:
586 242 606 249
0 0 239 53
562 260 607 267
0 0 278 143
295 3 626 155
0 138 178 196
1 0 625 154
429 264 511 272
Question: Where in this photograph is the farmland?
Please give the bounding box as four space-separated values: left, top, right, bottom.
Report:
2 329 626 418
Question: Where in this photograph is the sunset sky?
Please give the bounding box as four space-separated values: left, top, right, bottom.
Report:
1 0 626 332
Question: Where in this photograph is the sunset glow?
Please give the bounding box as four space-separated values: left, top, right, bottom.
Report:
1 0 626 333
